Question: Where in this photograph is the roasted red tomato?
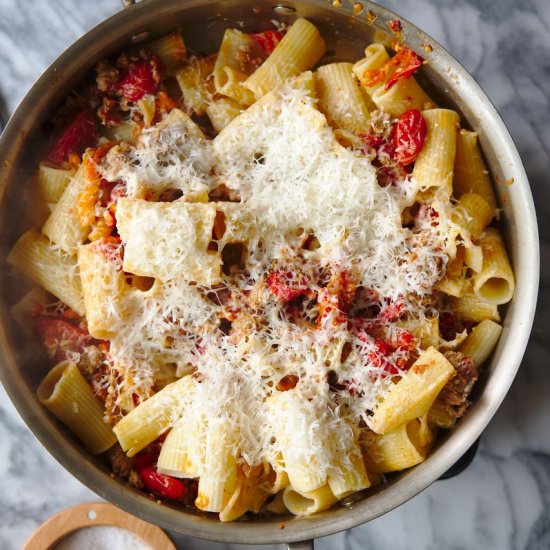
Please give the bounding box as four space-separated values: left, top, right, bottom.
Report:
140 467 186 500
250 30 285 54
385 47 424 90
266 270 308 302
47 111 98 165
394 109 427 165
362 47 423 91
133 450 157 471
34 318 92 362
114 58 163 102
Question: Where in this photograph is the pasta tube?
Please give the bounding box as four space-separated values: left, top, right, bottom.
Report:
42 162 91 254
268 390 328 493
450 292 501 323
37 361 116 454
7 229 84 316
37 163 75 204
244 18 326 99
220 464 271 522
116 198 220 285
369 347 455 434
315 62 371 133
327 450 370 499
157 409 205 478
412 109 460 200
196 421 238 513
206 98 243 134
472 228 515 304
361 418 432 473
353 43 433 116
113 376 193 457
176 54 216 116
282 484 338 516
10 287 48 335
78 240 129 339
454 129 497 211
459 319 503 367
456 193 493 240
146 32 186 71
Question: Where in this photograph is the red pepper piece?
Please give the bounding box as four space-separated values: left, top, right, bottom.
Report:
394 109 427 165
385 48 424 90
250 30 285 54
362 47 423 90
395 330 415 349
366 340 399 376
140 467 185 500
134 451 156 471
34 318 92 363
266 271 308 302
114 58 162 102
47 111 98 165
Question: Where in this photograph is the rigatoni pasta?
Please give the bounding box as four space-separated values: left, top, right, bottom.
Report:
37 361 116 454
315 62 372 133
7 229 84 316
37 162 75 204
454 129 497 211
282 484 338 516
353 43 433 116
42 162 91 254
7 18 515 522
243 18 326 98
473 228 515 304
369 347 456 434
113 376 192 457
412 109 460 199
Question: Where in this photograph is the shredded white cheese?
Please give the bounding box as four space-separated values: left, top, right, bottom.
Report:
96 76 454 475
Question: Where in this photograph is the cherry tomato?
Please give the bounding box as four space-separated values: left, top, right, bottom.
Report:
114 58 163 102
394 109 427 165
385 48 424 90
34 318 92 362
266 271 308 302
47 111 98 165
250 30 285 54
362 47 423 90
140 467 185 500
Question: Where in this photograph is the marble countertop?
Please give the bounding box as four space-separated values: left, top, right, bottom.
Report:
0 0 549 549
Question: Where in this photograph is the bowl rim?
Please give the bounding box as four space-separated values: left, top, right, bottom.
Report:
0 0 539 544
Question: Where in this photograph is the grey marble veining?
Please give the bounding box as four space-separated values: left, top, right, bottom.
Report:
0 0 549 549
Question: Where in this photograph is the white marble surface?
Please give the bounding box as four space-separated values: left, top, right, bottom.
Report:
0 0 549 549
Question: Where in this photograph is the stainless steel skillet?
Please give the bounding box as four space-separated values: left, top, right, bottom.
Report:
0 0 539 548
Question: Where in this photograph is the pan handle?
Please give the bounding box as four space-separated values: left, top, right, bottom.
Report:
287 542 314 550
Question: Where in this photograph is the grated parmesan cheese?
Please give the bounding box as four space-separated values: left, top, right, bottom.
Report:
95 75 455 477
99 109 215 201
